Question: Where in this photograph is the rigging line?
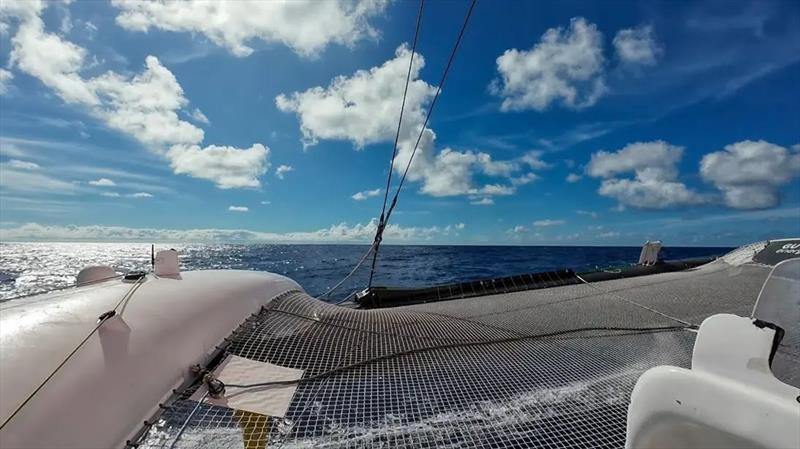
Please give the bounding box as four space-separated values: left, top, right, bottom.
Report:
574 273 696 328
316 240 378 300
378 0 425 220
0 275 147 431
367 0 478 288
366 0 426 289
168 391 209 449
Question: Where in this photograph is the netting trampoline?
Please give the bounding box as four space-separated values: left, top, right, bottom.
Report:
133 259 793 449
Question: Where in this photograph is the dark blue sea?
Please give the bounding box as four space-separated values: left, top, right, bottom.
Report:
0 242 733 301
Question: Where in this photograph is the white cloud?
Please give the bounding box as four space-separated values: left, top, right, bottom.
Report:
597 178 705 209
511 172 539 186
7 159 39 170
519 150 550 169
472 184 515 196
276 44 434 148
455 223 465 230
112 0 388 58
351 188 381 201
470 198 494 206
190 108 210 125
566 173 582 183
613 25 661 66
128 192 153 198
10 14 97 104
700 140 800 209
575 209 598 218
101 192 120 197
492 17 606 111
228 206 249 212
0 0 44 32
533 219 565 227
275 164 294 180
0 219 461 243
511 225 528 233
587 141 706 209
0 165 80 195
0 69 13 95
278 45 535 200
587 140 681 179
169 144 270 189
260 200 271 205
477 153 516 176
5 5 269 189
88 177 116 186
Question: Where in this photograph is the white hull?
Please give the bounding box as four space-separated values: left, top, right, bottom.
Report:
0 270 299 449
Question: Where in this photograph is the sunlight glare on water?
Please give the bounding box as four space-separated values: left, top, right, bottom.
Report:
0 242 730 302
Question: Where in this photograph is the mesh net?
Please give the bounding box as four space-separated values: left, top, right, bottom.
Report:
135 260 788 449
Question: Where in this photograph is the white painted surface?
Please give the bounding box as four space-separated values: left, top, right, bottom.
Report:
154 249 180 276
190 355 304 418
626 314 800 449
76 265 118 286
638 240 662 265
0 270 301 449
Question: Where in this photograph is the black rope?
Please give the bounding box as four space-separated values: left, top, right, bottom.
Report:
367 0 478 288
225 325 689 391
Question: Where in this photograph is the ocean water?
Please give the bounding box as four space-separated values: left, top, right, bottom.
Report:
0 242 732 302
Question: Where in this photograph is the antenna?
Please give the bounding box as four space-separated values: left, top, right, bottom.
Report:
151 244 155 270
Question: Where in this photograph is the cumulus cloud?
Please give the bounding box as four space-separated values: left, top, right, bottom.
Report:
276 44 434 148
351 188 381 201
491 17 606 111
533 219 565 227
0 219 461 243
112 0 388 58
613 25 661 66
566 173 582 183
0 69 13 95
228 206 249 212
4 4 269 189
0 0 45 33
88 177 116 186
278 44 540 200
587 141 706 209
576 209 598 218
455 223 465 230
700 140 800 209
128 192 153 198
275 164 294 180
511 225 528 233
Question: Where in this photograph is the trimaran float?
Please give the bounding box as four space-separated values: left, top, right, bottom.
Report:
1 1 798 448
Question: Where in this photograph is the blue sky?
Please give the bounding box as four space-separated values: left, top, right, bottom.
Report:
0 0 798 246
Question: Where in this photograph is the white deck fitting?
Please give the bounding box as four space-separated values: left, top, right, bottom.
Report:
0 270 300 449
625 314 800 449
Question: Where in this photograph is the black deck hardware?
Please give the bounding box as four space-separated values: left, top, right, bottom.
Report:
123 271 147 281
753 239 800 265
356 257 715 308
